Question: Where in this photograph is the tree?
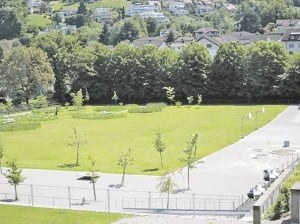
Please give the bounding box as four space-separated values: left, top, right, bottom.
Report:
240 9 261 33
70 89 84 111
0 8 22 39
0 139 4 174
154 131 166 168
0 46 3 60
191 133 199 157
179 136 196 190
175 43 212 99
88 156 99 201
208 42 246 99
118 148 133 187
163 86 175 104
67 127 87 166
187 96 194 105
77 1 88 15
166 30 175 43
197 94 202 105
145 17 157 37
4 159 25 200
0 46 55 103
99 24 110 45
158 174 176 209
52 12 62 26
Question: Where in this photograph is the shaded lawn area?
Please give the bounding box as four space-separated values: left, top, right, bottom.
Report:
0 105 286 175
0 204 129 224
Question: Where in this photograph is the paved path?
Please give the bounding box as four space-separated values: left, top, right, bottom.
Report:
0 105 300 223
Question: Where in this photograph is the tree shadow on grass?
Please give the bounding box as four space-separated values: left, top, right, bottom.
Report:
142 168 159 172
58 163 78 168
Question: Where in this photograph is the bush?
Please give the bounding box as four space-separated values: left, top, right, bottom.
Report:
72 112 126 120
128 103 166 113
0 120 41 132
265 165 300 220
94 104 138 112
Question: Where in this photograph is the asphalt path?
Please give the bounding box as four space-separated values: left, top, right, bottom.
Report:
0 105 299 216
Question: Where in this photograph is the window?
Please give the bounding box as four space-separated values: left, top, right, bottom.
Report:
207 44 212 48
289 43 295 48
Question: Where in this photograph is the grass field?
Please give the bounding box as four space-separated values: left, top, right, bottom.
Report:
0 205 129 224
0 105 286 175
27 14 52 29
51 0 130 11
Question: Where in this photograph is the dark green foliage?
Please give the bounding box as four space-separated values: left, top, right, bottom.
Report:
0 8 22 39
99 24 110 45
77 1 88 15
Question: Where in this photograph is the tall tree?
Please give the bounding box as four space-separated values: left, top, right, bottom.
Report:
99 24 110 45
4 159 25 201
67 127 87 166
70 89 84 111
0 9 22 39
154 131 166 168
208 42 246 99
175 43 212 100
0 46 55 103
118 148 134 187
77 1 88 15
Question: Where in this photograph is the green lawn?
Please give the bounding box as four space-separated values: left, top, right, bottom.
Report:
0 205 129 224
0 105 286 174
27 14 52 29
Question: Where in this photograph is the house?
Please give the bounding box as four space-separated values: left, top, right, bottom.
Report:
128 3 156 16
95 8 113 25
139 12 168 24
169 36 194 51
281 28 300 54
148 1 161 11
195 3 213 16
27 0 41 13
128 37 168 49
197 35 224 56
168 1 189 15
276 19 300 31
193 27 218 40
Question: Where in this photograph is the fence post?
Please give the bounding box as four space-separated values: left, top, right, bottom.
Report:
148 192 151 209
68 187 71 208
30 184 34 206
107 189 110 212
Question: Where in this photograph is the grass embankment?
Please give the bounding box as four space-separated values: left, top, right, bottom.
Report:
0 204 129 224
27 14 52 29
0 105 286 174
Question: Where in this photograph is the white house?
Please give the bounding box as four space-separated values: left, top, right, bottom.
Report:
168 1 189 15
281 29 300 54
139 12 168 24
27 0 41 13
95 8 113 24
195 4 213 16
148 1 161 11
197 36 223 56
128 3 156 16
169 36 194 51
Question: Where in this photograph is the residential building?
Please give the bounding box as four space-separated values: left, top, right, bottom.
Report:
128 3 156 17
139 12 168 24
95 8 113 25
148 1 161 11
168 1 189 15
195 4 213 15
169 36 194 51
128 37 168 49
193 27 218 40
281 28 300 54
197 35 224 56
27 0 41 13
276 19 300 32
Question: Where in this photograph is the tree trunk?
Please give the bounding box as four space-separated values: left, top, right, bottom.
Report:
121 164 126 186
76 144 79 166
160 152 163 168
167 190 170 209
14 184 18 201
92 182 96 201
187 166 190 190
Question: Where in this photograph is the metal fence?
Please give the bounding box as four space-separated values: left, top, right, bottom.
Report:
0 183 245 215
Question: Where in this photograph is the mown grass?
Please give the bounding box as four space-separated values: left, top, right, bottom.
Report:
27 14 52 29
0 105 286 175
0 205 129 224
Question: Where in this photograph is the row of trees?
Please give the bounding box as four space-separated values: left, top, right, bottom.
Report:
1 34 299 104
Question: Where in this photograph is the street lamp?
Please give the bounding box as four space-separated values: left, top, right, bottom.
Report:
241 112 253 138
255 106 266 130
